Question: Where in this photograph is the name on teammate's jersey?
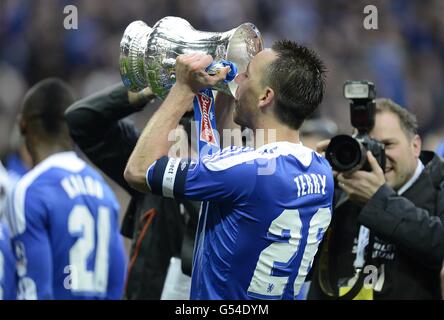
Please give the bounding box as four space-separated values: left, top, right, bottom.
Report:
294 174 327 197
61 175 104 199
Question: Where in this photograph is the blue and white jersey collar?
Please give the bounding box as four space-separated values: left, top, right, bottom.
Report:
31 151 85 173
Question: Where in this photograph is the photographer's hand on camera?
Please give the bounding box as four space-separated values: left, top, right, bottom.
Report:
337 151 386 205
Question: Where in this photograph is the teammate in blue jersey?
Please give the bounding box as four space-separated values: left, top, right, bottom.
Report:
0 221 17 300
0 84 18 300
125 41 333 299
6 79 127 300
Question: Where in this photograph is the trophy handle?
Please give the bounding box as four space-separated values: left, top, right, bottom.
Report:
225 22 263 96
119 21 153 92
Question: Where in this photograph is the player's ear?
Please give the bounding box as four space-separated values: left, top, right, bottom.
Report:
258 87 274 110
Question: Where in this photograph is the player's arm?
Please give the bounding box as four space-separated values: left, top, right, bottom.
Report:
7 187 53 300
124 53 229 193
145 146 257 202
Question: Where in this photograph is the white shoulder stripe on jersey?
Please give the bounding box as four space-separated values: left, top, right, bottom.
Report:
9 152 86 236
202 142 314 172
201 146 249 163
162 158 181 198
203 150 267 171
209 147 255 163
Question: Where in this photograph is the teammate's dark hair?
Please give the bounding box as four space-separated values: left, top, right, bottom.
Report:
22 78 75 138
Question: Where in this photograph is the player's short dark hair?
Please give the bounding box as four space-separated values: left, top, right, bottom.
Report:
22 78 75 137
374 98 418 139
263 40 326 130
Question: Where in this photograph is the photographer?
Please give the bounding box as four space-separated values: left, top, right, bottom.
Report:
308 98 444 300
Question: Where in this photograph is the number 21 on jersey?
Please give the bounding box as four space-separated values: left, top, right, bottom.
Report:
248 207 331 299
64 205 111 295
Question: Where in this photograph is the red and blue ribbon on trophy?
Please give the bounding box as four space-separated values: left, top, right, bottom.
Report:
192 60 237 159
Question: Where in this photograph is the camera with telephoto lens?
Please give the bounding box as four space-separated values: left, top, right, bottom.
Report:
325 81 386 173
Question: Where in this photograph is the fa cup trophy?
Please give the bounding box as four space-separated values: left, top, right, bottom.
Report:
119 16 264 99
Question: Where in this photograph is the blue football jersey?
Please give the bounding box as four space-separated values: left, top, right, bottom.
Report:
0 222 16 300
147 142 334 300
6 152 127 300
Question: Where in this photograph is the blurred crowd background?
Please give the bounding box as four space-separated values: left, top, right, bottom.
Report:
1 0 444 214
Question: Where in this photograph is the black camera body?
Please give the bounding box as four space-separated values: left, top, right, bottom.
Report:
326 81 386 173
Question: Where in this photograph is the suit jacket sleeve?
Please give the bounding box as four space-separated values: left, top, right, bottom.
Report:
65 84 146 195
358 184 444 269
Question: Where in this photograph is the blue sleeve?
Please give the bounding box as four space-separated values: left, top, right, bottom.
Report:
8 187 53 300
146 147 258 202
0 223 17 300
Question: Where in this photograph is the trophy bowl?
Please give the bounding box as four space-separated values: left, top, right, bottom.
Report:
119 16 264 99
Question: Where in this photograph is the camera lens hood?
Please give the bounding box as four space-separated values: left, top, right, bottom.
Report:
325 135 367 172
